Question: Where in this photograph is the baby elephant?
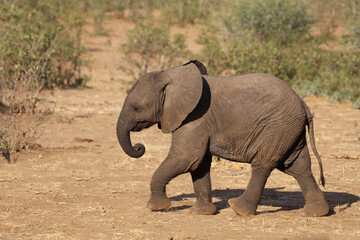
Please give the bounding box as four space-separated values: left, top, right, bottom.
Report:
116 60 329 217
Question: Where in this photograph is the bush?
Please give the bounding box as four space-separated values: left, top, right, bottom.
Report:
219 0 313 44
125 0 157 21
0 1 89 161
120 19 191 80
342 23 360 49
0 1 89 88
159 0 217 26
0 59 54 162
86 0 158 31
198 32 360 107
196 0 360 107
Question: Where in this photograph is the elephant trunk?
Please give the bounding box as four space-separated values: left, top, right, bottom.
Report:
116 114 145 158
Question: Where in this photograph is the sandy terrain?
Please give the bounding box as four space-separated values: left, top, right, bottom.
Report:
0 18 359 240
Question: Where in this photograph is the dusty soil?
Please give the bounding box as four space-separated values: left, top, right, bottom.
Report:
1 18 360 240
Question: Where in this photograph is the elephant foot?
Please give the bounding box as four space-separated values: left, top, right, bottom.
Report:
189 202 217 215
147 195 171 211
301 195 329 217
228 196 257 216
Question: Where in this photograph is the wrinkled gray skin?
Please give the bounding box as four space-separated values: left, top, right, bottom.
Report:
116 60 329 217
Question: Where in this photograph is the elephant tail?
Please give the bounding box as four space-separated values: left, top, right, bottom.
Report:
304 104 325 188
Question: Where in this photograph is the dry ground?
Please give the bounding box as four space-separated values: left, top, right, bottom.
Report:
0 18 359 240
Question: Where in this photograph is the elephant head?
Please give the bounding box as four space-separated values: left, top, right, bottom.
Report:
116 60 207 158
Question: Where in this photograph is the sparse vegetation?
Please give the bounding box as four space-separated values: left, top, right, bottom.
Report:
159 0 217 26
114 0 360 107
0 0 88 160
196 0 360 107
120 19 191 80
1 0 359 160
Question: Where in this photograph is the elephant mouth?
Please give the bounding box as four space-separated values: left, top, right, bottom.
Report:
131 121 154 132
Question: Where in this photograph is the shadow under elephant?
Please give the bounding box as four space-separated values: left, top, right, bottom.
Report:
168 188 360 215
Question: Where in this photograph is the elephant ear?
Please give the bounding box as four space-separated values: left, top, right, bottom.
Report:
183 60 208 75
160 62 204 133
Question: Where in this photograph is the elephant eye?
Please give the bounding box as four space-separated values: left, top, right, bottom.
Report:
132 105 141 112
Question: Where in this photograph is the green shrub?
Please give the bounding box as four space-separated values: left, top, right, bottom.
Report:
125 0 157 21
310 0 360 48
86 0 127 35
342 23 360 49
120 19 192 80
0 1 89 88
0 0 89 161
221 0 313 44
84 0 160 35
198 32 360 107
197 0 360 107
159 0 217 26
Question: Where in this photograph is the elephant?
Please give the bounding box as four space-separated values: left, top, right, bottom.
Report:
116 60 329 217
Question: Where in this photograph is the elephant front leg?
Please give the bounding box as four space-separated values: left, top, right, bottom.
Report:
147 157 181 211
147 131 210 212
189 152 216 215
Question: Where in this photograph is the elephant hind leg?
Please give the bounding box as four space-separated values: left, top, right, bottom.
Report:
228 166 273 216
278 145 329 217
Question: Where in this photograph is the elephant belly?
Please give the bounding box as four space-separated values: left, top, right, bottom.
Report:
209 136 253 163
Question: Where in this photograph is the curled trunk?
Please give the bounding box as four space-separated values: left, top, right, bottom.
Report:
116 116 145 158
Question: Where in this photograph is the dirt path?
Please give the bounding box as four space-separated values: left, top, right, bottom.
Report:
0 18 359 240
